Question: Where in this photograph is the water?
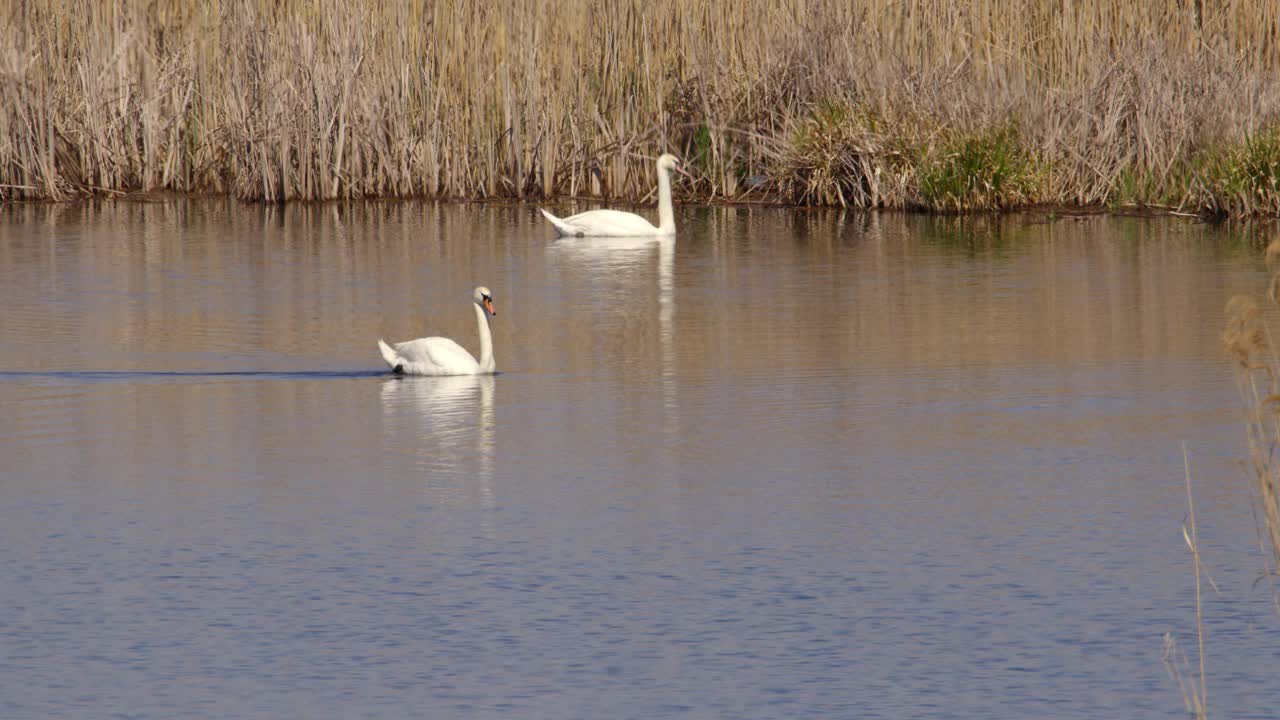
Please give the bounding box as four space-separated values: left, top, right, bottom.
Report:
1 201 1278 718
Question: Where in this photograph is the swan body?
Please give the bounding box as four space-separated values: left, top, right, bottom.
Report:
540 154 688 237
540 208 666 237
378 287 496 376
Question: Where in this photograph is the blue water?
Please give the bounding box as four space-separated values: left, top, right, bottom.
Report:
1 202 1277 718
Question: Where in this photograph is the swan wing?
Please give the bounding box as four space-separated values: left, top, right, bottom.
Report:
389 336 479 375
541 208 659 237
539 208 581 236
378 339 401 369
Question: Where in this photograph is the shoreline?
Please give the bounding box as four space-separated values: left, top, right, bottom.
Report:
0 189 1229 224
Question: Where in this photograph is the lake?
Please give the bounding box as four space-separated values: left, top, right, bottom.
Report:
1 200 1277 718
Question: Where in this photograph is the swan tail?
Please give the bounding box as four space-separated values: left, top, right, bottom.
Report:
377 339 403 373
539 207 576 237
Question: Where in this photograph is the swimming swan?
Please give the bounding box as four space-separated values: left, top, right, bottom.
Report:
539 154 690 237
377 286 497 376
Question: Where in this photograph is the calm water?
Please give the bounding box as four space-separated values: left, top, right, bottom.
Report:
1 201 1278 718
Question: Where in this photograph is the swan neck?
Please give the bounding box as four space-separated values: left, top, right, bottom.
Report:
474 302 495 373
657 165 674 234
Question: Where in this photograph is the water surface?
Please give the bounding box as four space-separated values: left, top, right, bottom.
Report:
1 202 1277 718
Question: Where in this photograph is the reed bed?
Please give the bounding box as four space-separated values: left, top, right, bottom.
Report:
4 0 1280 213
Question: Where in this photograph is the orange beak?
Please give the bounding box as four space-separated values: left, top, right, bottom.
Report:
483 297 496 316
673 162 693 179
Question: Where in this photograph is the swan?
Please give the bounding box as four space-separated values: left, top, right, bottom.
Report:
539 153 690 237
377 286 497 376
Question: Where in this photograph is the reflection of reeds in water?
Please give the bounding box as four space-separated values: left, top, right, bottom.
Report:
5 203 1257 379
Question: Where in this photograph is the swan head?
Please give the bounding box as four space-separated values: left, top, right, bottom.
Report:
657 153 692 178
473 286 496 316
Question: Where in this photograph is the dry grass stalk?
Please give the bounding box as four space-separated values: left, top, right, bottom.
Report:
1163 444 1213 720
3 0 1280 211
1162 630 1208 720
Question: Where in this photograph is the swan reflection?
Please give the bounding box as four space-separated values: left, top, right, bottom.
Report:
547 235 680 444
657 237 678 440
380 375 495 513
546 235 665 273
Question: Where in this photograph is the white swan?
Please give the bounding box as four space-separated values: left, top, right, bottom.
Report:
540 154 690 237
377 286 497 376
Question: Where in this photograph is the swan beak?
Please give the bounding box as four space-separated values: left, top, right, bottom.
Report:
483 297 496 316
674 163 693 179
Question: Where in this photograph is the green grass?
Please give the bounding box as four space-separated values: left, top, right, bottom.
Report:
916 126 1038 212
1196 129 1280 217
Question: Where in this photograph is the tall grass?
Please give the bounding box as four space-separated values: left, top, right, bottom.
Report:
3 0 1280 212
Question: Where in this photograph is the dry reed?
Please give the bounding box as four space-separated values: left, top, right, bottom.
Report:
1225 243 1280 576
4 0 1280 212
1161 444 1209 720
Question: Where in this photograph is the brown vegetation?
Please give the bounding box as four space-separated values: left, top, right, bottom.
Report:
1225 266 1280 575
3 0 1280 212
